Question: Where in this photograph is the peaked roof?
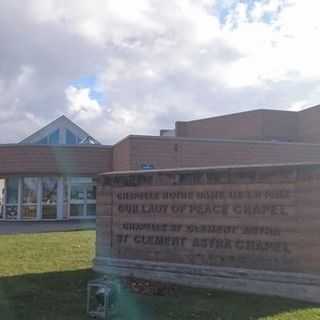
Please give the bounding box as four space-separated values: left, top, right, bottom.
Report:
20 115 100 144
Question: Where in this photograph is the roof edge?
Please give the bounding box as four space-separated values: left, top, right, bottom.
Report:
19 115 101 144
100 161 320 176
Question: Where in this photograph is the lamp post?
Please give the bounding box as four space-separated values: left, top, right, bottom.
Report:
87 278 120 319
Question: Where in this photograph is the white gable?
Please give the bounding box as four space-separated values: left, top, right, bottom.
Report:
20 115 100 145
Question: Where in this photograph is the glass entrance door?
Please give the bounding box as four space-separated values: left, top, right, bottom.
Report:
69 177 96 218
41 177 58 219
86 184 96 217
0 179 5 220
70 183 85 217
5 177 19 220
22 177 38 220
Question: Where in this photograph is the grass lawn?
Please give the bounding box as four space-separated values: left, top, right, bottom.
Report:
0 230 319 320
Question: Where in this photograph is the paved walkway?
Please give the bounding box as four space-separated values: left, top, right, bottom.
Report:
0 220 96 235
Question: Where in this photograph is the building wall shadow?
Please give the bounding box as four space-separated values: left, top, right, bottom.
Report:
0 269 318 320
0 269 94 320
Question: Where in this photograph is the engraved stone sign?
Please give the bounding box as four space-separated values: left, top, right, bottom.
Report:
94 164 320 303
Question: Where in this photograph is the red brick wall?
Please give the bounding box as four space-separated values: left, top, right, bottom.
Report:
178 139 320 167
112 139 131 171
0 145 112 176
261 110 298 141
130 136 179 170
299 105 320 142
176 109 298 142
176 110 264 140
125 136 320 170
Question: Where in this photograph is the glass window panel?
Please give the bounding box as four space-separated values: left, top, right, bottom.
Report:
5 206 18 219
71 185 85 200
0 179 5 206
48 129 60 144
0 179 4 219
42 177 57 204
64 178 68 203
6 177 19 204
22 206 37 219
80 136 98 144
70 204 84 217
23 177 38 204
36 137 48 144
42 205 57 219
87 204 96 216
63 203 68 219
70 177 93 184
86 185 96 200
66 129 78 145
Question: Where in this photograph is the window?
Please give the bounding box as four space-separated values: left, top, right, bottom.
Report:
5 177 19 220
34 130 60 145
79 136 98 144
70 184 85 217
42 177 58 219
0 179 5 219
35 137 48 144
48 129 60 144
71 184 85 200
66 129 78 145
70 204 84 217
63 178 69 219
70 177 93 184
87 204 96 216
23 178 38 203
69 177 96 218
6 177 19 204
22 177 38 219
6 206 18 219
86 184 96 200
86 184 96 216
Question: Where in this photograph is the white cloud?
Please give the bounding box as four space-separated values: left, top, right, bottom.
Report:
221 0 320 87
66 86 102 119
1 0 320 144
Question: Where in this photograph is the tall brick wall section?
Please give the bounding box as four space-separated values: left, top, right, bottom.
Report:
130 137 180 170
126 136 320 170
176 110 298 142
176 110 264 140
261 110 298 141
0 145 112 176
298 105 320 143
112 139 131 171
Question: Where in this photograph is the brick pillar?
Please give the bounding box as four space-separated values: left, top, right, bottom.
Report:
96 177 113 258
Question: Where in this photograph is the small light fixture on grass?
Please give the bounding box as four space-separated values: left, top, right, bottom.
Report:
87 277 120 319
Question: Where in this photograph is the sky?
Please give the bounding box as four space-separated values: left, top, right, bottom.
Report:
1 0 320 144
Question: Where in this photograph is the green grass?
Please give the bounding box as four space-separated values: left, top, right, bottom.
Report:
0 231 319 319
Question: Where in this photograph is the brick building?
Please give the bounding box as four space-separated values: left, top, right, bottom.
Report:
2 105 320 221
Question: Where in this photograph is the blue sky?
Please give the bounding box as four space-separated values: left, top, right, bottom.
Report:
72 75 106 104
0 0 320 144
